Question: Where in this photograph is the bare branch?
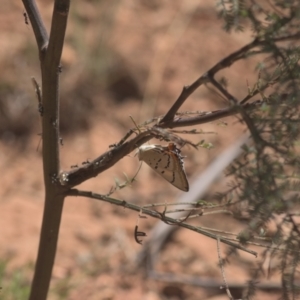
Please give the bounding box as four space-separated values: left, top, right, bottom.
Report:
29 1 70 299
208 75 265 147
64 93 287 188
65 130 151 187
46 0 70 68
217 237 235 300
159 33 300 123
66 189 257 257
22 0 48 51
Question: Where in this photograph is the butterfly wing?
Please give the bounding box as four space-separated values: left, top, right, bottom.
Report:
138 144 189 192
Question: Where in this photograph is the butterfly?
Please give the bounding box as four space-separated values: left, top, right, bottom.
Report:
137 143 189 192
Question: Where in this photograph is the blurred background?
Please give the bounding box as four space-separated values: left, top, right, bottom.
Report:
0 1 272 299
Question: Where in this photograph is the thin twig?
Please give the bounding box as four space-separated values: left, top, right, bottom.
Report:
159 33 300 123
143 201 215 208
64 95 285 187
22 0 48 51
208 75 265 147
31 76 43 116
148 270 283 290
66 189 257 256
217 237 235 300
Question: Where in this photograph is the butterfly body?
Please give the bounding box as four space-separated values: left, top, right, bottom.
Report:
137 143 189 192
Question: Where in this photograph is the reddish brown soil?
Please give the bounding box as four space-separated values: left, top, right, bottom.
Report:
1 1 282 299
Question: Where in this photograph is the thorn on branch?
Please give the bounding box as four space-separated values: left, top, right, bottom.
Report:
154 203 195 225
36 133 42 151
31 77 43 117
149 127 198 149
23 11 29 25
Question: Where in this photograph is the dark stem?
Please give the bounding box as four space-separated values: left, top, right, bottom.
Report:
159 33 300 123
66 189 257 257
208 75 265 147
22 0 48 52
65 94 287 187
26 0 70 299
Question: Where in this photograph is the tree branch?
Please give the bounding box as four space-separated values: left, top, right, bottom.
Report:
159 33 300 123
28 1 70 299
208 75 265 146
64 95 282 188
66 189 257 257
22 0 48 52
